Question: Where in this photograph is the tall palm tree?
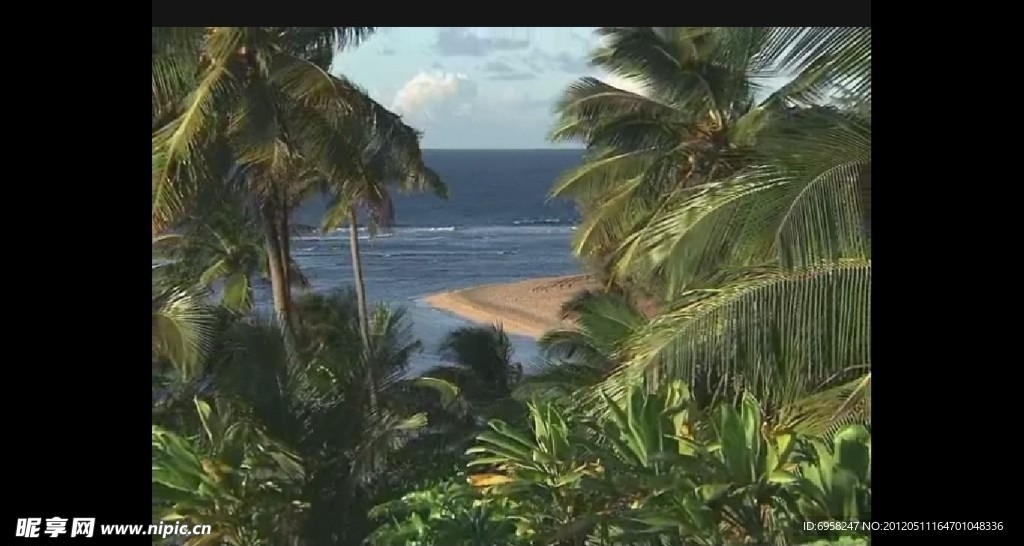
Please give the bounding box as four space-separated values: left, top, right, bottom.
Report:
620 28 871 418
307 102 445 413
552 27 871 419
550 27 788 297
318 100 446 353
152 27 430 334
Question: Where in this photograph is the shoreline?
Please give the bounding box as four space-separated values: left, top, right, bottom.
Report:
422 274 599 339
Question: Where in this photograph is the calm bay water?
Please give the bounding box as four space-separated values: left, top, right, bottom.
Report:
257 149 586 373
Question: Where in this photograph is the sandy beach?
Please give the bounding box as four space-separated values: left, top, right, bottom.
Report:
423 274 600 339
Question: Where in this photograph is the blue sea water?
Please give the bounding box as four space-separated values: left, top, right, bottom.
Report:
263 149 586 373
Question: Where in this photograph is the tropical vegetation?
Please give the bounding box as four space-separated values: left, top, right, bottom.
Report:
152 26 870 546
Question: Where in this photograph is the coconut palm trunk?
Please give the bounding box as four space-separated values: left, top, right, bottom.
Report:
348 205 378 410
262 202 294 330
347 207 371 345
279 196 293 291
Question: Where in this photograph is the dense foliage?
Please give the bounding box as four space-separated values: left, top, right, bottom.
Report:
152 26 870 546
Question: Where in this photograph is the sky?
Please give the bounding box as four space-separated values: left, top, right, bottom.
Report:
331 27 648 149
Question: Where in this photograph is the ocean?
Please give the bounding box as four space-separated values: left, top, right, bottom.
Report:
263 149 586 374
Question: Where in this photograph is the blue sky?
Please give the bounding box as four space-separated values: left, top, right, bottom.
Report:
332 28 793 149
332 27 627 149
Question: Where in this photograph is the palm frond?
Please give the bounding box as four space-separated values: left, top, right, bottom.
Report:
226 78 284 170
437 325 518 399
569 173 657 260
777 372 871 438
548 148 660 202
279 27 377 69
613 261 871 410
612 106 870 292
412 376 464 410
369 303 424 381
550 77 680 146
153 286 217 379
592 27 768 118
152 28 247 231
360 98 446 198
611 167 789 292
760 27 871 109
269 53 362 122
152 27 207 122
540 289 646 362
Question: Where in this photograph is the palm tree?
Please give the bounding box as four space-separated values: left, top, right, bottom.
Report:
538 289 646 368
517 290 648 402
152 27 432 333
424 325 524 422
158 289 456 545
318 100 446 352
304 104 447 420
552 27 871 420
550 27 789 298
151 27 375 228
153 178 310 314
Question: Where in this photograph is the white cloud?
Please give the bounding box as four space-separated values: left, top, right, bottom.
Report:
391 71 479 125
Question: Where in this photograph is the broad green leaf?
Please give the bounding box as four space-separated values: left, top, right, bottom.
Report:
473 432 535 462
717 404 753 484
768 470 801 484
834 424 871 481
488 420 541 453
